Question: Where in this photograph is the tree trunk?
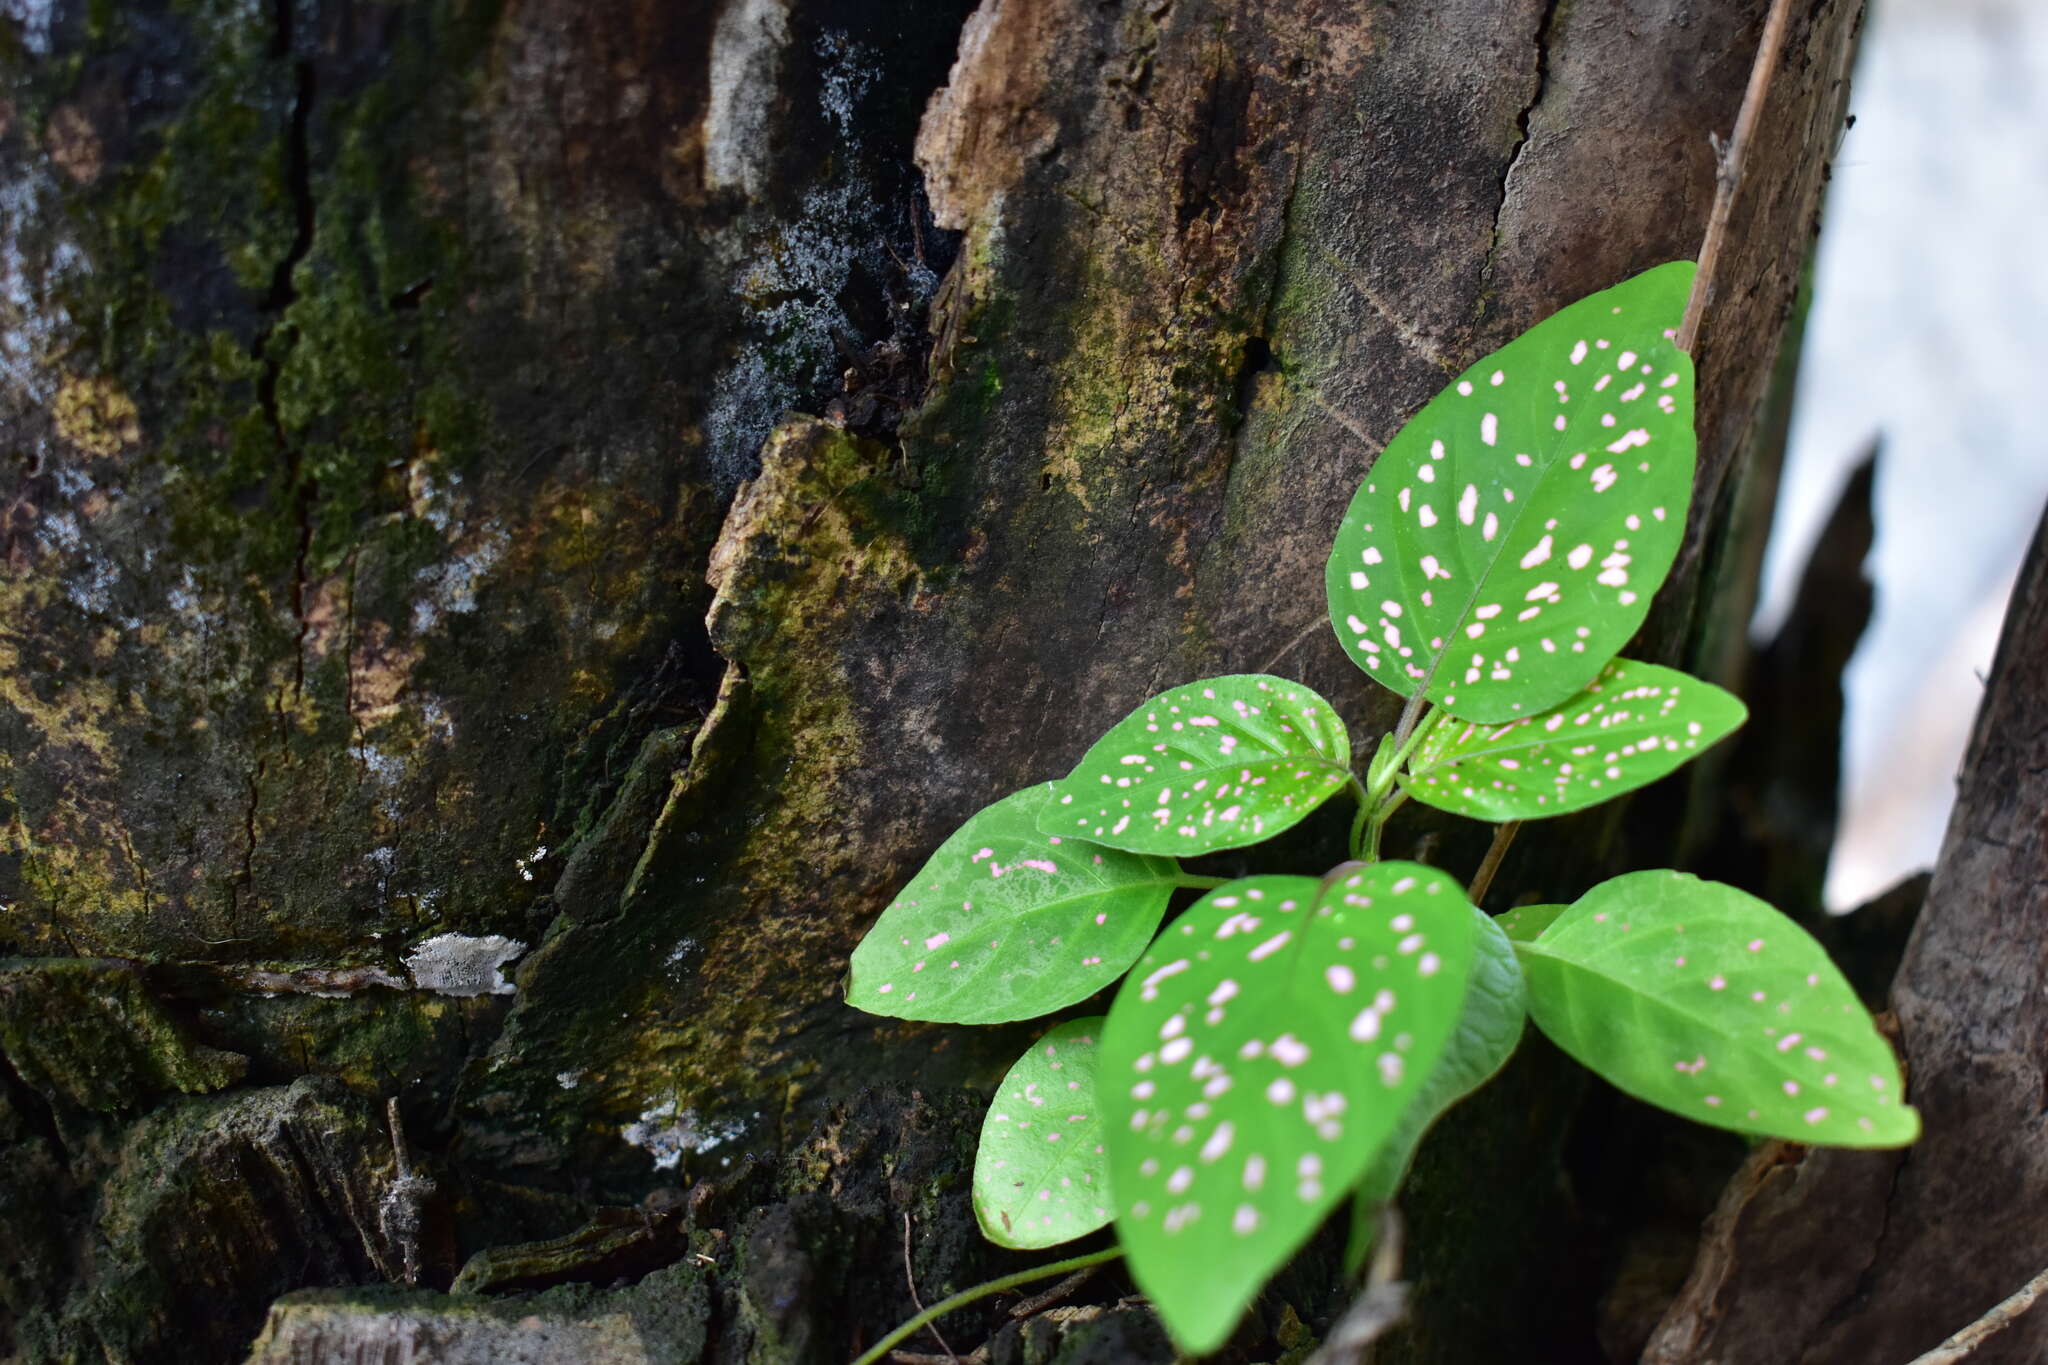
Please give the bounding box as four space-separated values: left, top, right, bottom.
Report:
1642 503 2048 1365
0 1 1864 1361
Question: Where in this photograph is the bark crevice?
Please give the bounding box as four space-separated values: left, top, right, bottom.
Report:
1482 0 1565 301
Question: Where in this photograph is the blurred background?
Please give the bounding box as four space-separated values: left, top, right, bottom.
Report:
1756 0 2048 909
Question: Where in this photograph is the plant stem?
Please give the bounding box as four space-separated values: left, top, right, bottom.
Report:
1359 790 1407 863
1378 708 1438 797
1175 874 1230 891
1351 709 1439 860
1466 820 1520 906
851 1248 1124 1365
1389 689 1429 756
1347 775 1374 860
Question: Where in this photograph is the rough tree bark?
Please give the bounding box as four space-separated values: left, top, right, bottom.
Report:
0 0 1870 1361
1642 504 2048 1365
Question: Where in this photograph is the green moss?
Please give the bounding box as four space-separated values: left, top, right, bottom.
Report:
2 0 710 959
0 959 245 1112
460 419 1011 1180
196 989 494 1098
452 156 1292 1176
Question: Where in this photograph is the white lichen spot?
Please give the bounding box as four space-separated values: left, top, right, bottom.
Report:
620 1099 748 1171
403 933 528 997
704 0 794 196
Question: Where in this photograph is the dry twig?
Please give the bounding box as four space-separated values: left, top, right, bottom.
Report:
1307 1206 1410 1365
378 1097 434 1287
902 1213 962 1365
1008 1264 1104 1319
1677 0 1798 353
1903 1263 2048 1365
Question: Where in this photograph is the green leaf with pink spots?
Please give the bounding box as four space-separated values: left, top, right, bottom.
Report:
974 1018 1115 1249
1403 658 1746 821
847 786 1179 1025
1326 263 1697 723
1518 871 1919 1148
1345 904 1526 1273
1099 865 1480 1354
1495 902 1567 942
1039 675 1353 856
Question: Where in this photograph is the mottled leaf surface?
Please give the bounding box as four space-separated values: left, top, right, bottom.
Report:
1326 263 1697 722
1042 675 1352 856
1495 902 1567 942
847 786 1178 1025
1404 659 1746 820
1101 866 1479 1352
1519 871 1919 1147
1346 906 1526 1271
975 1018 1114 1249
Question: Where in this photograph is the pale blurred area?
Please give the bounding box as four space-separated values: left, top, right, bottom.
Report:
1755 0 2048 910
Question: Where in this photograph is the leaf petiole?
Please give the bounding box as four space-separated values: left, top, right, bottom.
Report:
1351 710 1439 859
1465 820 1521 906
1175 874 1231 891
1347 774 1375 860
1358 789 1408 862
850 1247 1125 1365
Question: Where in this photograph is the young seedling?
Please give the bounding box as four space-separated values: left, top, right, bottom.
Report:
845 263 1917 1360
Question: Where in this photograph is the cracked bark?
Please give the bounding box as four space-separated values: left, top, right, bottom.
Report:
1481 0 1563 296
2 0 1865 1360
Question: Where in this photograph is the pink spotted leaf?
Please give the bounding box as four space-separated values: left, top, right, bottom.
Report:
847 785 1178 1025
1326 262 1697 723
1518 871 1920 1147
973 1018 1114 1250
1403 658 1746 821
1345 904 1525 1271
1494 902 1568 942
1100 865 1479 1353
1040 674 1353 857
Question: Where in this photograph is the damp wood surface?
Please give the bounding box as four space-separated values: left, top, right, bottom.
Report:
0 0 1869 1359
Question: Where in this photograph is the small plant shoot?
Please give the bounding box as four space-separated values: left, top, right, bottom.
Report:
975 1018 1115 1248
844 264 1917 1358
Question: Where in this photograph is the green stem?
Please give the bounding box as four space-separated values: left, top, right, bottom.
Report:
1390 687 1430 756
1359 790 1407 863
1347 775 1373 860
1175 874 1230 891
1352 710 1438 861
1377 706 1439 794
851 1247 1124 1365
